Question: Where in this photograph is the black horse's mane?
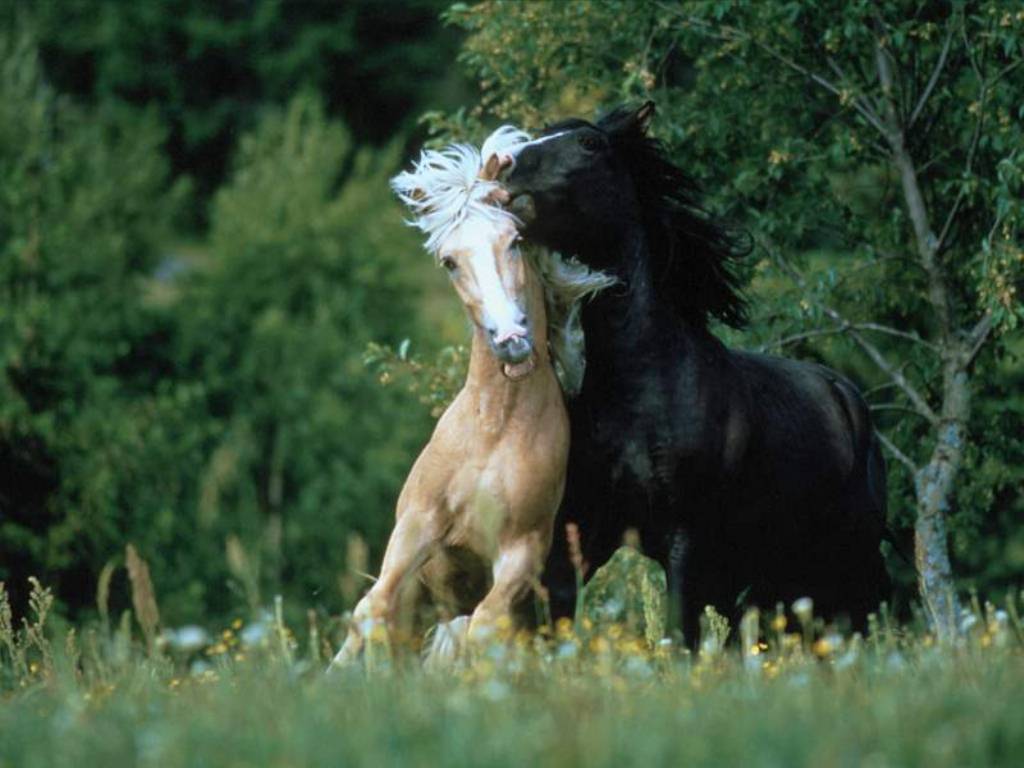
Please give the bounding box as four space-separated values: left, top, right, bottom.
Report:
589 107 750 329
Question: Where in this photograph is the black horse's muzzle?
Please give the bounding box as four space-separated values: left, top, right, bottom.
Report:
501 150 540 226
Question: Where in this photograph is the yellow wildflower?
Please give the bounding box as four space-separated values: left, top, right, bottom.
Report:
812 637 833 658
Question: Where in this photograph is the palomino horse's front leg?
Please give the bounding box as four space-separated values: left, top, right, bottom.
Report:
467 533 548 641
330 511 441 669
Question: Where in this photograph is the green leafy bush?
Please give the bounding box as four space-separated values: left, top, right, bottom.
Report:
1 32 437 625
172 93 433 622
0 28 189 616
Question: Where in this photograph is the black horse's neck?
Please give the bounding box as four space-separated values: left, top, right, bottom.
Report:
576 228 715 394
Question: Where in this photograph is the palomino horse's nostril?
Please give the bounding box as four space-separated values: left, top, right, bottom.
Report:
497 334 532 366
493 327 527 347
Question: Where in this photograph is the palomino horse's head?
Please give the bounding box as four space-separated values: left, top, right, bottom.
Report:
392 128 540 380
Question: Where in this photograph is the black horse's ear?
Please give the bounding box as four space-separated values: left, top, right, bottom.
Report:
635 101 656 133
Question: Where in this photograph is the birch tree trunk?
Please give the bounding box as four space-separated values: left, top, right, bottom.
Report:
913 365 970 640
876 43 967 637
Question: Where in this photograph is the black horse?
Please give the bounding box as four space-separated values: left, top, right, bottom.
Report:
505 102 890 640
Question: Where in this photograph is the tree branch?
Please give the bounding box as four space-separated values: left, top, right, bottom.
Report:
965 312 994 367
870 403 933 419
760 321 937 353
876 429 918 472
935 27 988 256
856 322 940 351
908 18 955 128
863 380 902 398
769 248 941 425
875 37 954 344
757 327 846 352
657 6 889 137
844 324 939 425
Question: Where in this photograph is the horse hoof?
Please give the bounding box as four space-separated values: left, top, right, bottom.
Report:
327 637 363 673
423 615 471 670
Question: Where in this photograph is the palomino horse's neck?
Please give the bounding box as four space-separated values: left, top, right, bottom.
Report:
464 262 553 432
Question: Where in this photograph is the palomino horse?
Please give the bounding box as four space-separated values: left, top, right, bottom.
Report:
503 103 891 642
331 129 612 667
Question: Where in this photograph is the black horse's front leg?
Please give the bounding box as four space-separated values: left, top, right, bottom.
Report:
667 527 693 641
540 511 578 620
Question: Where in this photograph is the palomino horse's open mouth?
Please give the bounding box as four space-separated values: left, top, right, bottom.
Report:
502 355 536 381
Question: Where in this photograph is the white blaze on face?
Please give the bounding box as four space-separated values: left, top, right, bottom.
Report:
507 130 568 163
449 217 525 343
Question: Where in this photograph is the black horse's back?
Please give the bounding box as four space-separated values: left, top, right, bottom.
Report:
725 351 891 628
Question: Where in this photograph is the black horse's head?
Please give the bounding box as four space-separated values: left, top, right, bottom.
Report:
505 101 748 329
504 103 654 262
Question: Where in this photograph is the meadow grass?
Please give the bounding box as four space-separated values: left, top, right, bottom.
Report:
2 577 1023 767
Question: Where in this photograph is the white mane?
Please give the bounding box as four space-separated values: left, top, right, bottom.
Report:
391 126 616 396
531 251 617 395
391 126 532 255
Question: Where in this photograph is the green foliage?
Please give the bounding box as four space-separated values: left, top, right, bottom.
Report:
0 28 189 615
3 0 1020 642
364 340 469 418
16 0 466 200
0 30 438 626
169 94 433 621
444 0 1024 597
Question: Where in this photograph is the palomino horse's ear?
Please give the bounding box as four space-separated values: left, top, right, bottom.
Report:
479 152 503 182
479 153 511 204
635 101 656 134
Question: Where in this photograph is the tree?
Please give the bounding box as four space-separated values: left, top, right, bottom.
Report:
174 94 433 620
1 27 439 624
445 0 1024 637
0 28 193 615
17 0 466 204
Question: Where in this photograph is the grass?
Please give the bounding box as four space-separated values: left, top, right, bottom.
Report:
2 572 1024 767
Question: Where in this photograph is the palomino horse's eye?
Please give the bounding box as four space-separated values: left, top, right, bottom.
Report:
440 255 457 272
579 134 601 152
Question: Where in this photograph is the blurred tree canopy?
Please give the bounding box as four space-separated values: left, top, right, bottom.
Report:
172 94 431 619
14 0 466 209
0 12 451 624
1 29 184 614
442 0 1023 615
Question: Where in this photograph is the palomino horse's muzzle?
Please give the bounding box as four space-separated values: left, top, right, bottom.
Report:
490 326 535 380
493 332 532 364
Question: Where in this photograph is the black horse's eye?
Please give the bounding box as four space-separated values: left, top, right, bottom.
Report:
579 134 602 152
440 255 457 271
